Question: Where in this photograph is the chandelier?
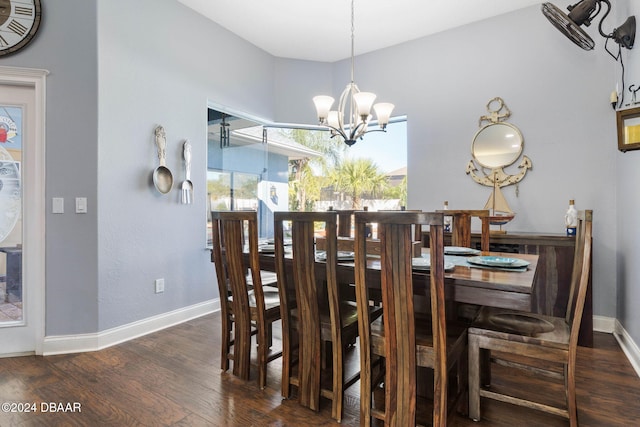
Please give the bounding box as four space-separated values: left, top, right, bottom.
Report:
312 0 394 146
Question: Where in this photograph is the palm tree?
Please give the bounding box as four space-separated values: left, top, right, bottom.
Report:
288 162 327 211
383 175 407 207
277 129 343 211
331 158 389 209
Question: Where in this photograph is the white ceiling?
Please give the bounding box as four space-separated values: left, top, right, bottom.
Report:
178 0 544 62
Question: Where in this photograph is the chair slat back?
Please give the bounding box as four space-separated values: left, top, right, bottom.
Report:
436 209 490 251
336 209 355 237
354 211 447 426
211 211 266 312
376 209 423 242
566 210 593 348
273 211 340 409
211 211 265 379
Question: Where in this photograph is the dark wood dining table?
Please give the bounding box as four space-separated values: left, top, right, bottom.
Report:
223 246 539 416
252 248 539 312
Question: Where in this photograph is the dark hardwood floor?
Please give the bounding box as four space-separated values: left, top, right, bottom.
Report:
1 312 639 426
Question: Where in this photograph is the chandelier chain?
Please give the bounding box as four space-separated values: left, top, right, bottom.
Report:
350 0 355 84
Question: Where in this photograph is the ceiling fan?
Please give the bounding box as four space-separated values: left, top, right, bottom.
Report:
541 0 635 51
542 1 635 107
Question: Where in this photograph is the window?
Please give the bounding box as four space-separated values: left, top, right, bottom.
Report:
206 106 407 244
277 120 407 213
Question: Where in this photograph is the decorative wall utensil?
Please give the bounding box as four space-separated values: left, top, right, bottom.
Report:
181 140 193 204
152 125 174 194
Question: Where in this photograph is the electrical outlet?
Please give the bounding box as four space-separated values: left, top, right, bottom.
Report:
155 278 165 294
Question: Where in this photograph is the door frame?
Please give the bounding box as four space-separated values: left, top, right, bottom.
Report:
0 66 47 355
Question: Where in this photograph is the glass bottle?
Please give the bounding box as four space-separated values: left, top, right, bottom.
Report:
565 199 578 236
443 201 452 232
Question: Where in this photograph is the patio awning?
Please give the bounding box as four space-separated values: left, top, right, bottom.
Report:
235 126 321 160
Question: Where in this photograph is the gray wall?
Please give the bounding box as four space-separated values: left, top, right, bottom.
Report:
0 0 278 335
278 4 621 323
406 5 619 320
0 1 100 334
617 0 640 347
96 0 277 331
1 0 637 344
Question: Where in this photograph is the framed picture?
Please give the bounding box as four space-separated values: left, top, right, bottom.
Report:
617 106 640 152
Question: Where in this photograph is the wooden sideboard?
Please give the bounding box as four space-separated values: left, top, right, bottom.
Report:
421 231 592 347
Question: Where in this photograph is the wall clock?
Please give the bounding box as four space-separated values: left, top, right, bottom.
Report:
0 0 42 57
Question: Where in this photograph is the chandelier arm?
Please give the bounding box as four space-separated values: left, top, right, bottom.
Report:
320 117 386 144
349 120 368 140
361 128 387 135
321 124 349 141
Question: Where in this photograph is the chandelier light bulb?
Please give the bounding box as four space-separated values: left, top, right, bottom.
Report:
312 95 334 123
374 103 395 128
353 92 376 119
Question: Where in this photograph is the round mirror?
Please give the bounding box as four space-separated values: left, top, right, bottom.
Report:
471 122 523 169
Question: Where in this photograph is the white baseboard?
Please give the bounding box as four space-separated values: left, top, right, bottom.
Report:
593 315 640 378
42 299 220 356
613 319 640 378
593 315 616 333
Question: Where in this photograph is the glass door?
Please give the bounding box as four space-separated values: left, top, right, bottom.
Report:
0 69 46 356
0 104 23 322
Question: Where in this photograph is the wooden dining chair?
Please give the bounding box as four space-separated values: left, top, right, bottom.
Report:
210 210 282 389
273 211 367 422
436 209 490 251
354 211 468 427
468 210 593 426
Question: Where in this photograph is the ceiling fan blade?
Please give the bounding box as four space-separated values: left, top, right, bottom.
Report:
542 2 595 50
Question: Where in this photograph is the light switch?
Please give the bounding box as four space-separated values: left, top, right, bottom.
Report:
52 197 64 214
75 197 87 214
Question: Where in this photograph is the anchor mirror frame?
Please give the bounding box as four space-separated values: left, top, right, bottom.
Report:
466 97 532 189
